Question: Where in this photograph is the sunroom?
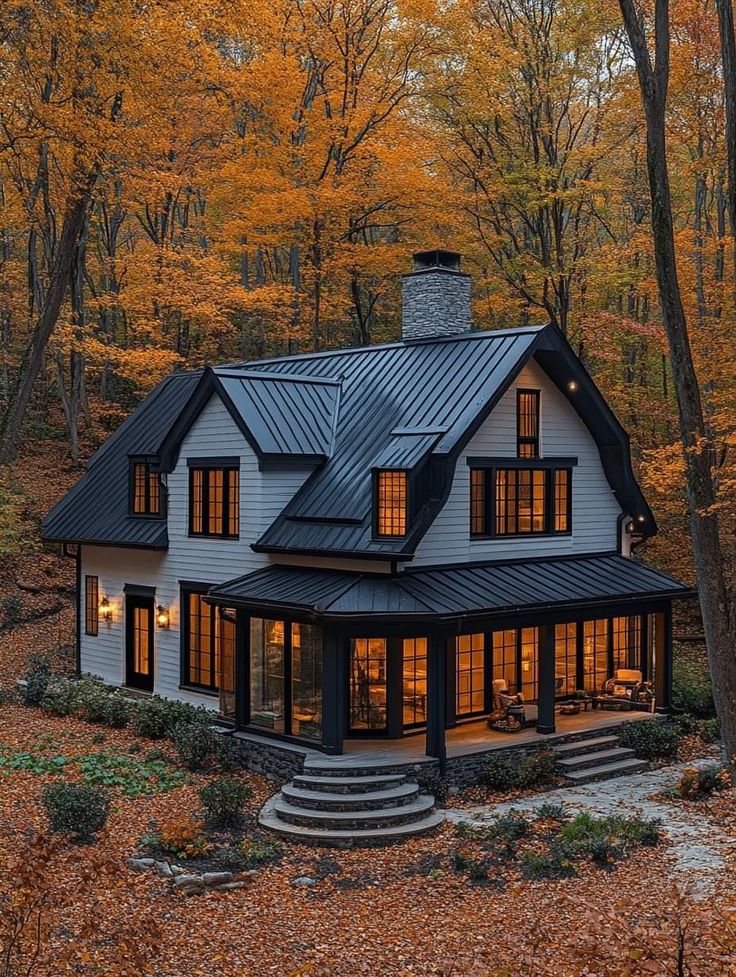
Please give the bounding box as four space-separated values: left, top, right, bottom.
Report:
205 553 693 757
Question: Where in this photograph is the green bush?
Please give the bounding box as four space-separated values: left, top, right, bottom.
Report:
479 756 518 791
43 783 109 841
132 697 211 739
517 751 556 788
240 837 280 869
171 721 224 771
699 717 721 744
200 777 252 829
535 801 569 822
2 594 22 628
672 657 715 717
20 655 51 706
675 765 731 800
618 720 678 760
211 845 250 872
521 850 576 880
587 836 622 867
416 771 451 807
487 811 530 845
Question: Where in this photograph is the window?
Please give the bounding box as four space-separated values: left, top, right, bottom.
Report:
555 622 577 696
517 390 540 457
456 633 485 717
492 630 517 693
291 623 323 741
131 459 161 515
84 575 99 636
402 637 428 727
470 466 572 537
583 618 609 693
189 464 239 538
490 628 539 701
182 590 235 694
613 615 642 671
375 470 408 537
350 638 388 731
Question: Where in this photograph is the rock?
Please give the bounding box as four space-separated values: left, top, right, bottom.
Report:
16 578 42 593
127 858 155 872
214 881 248 891
202 871 233 886
173 874 203 889
292 876 316 887
169 865 186 876
179 883 205 897
155 861 173 878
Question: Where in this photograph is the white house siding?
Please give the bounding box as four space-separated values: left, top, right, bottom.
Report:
411 357 625 568
78 393 313 706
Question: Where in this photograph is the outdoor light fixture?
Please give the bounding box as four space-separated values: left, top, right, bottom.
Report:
100 595 113 625
567 380 579 392
156 604 170 630
637 515 646 523
626 520 635 533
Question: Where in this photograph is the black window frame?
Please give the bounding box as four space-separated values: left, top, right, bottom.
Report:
84 575 99 636
516 389 540 458
129 457 164 518
188 458 240 540
469 464 572 538
180 584 236 695
373 469 410 539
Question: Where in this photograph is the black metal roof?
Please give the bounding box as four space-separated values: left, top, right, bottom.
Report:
42 322 657 554
207 553 693 620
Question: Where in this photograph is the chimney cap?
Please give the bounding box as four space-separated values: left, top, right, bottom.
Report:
411 249 463 273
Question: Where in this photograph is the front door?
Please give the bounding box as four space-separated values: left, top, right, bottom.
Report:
125 594 154 691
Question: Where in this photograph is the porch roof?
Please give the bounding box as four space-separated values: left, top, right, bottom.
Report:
208 552 694 621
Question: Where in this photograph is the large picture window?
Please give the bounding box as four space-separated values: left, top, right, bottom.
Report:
189 464 239 538
583 618 609 693
131 459 161 516
456 633 485 717
182 589 236 696
613 615 642 671
291 623 323 741
470 467 571 537
555 622 577 696
402 637 428 728
375 470 408 537
490 628 539 701
517 389 540 458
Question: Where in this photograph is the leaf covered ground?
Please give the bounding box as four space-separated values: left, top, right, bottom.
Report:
1 613 735 976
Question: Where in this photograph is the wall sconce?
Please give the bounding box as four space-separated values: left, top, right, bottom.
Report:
567 380 579 392
626 520 635 533
100 595 113 626
156 605 170 630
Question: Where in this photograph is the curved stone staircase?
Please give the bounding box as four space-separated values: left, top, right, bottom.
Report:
259 761 444 847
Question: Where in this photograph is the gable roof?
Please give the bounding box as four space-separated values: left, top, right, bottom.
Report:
208 553 692 620
41 323 656 555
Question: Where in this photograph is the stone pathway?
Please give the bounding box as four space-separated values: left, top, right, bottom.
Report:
446 755 735 896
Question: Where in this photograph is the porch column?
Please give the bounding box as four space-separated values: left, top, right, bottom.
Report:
537 624 556 734
321 630 345 755
425 632 448 767
654 607 673 714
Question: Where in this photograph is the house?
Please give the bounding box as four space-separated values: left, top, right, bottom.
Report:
43 251 692 774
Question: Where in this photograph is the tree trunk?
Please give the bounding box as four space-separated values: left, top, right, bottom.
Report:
0 175 96 463
717 0 736 293
619 0 736 768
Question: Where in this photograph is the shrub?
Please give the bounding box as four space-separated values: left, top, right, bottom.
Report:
672 657 715 718
211 845 250 873
200 777 252 829
416 771 451 807
240 837 280 869
487 811 531 846
699 717 721 744
20 655 51 706
133 697 211 739
171 721 224 771
43 783 109 841
479 756 518 791
587 836 622 867
521 851 576 880
41 676 78 716
451 849 491 879
158 817 213 858
671 712 700 736
517 751 556 788
675 765 731 800
618 720 678 760
2 594 22 628
535 801 569 822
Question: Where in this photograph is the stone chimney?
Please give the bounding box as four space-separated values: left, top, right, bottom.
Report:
401 250 472 341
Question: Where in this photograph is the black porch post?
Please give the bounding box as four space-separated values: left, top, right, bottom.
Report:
654 606 674 714
426 631 448 768
321 629 345 754
235 609 249 729
537 624 556 734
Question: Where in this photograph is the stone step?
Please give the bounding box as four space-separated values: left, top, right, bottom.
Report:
271 793 436 830
258 804 445 848
561 757 648 785
551 735 621 758
281 781 419 811
555 747 636 772
303 760 426 778
292 773 407 794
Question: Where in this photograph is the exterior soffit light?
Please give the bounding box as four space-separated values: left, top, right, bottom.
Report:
567 380 579 392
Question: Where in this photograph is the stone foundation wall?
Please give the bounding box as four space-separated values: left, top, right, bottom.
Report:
225 733 308 783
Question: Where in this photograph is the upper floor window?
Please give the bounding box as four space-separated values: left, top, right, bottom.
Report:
470 466 571 537
375 470 408 537
131 459 162 516
516 389 540 458
189 461 239 539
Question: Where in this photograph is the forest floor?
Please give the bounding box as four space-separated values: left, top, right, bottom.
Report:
1 610 735 976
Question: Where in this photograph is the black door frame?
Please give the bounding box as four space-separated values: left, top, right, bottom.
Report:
125 589 155 692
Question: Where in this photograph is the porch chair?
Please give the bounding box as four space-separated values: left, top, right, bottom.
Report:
601 668 643 700
488 679 537 732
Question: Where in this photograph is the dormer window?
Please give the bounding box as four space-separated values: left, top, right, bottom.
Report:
517 390 540 458
375 470 408 537
189 459 239 539
130 459 162 516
